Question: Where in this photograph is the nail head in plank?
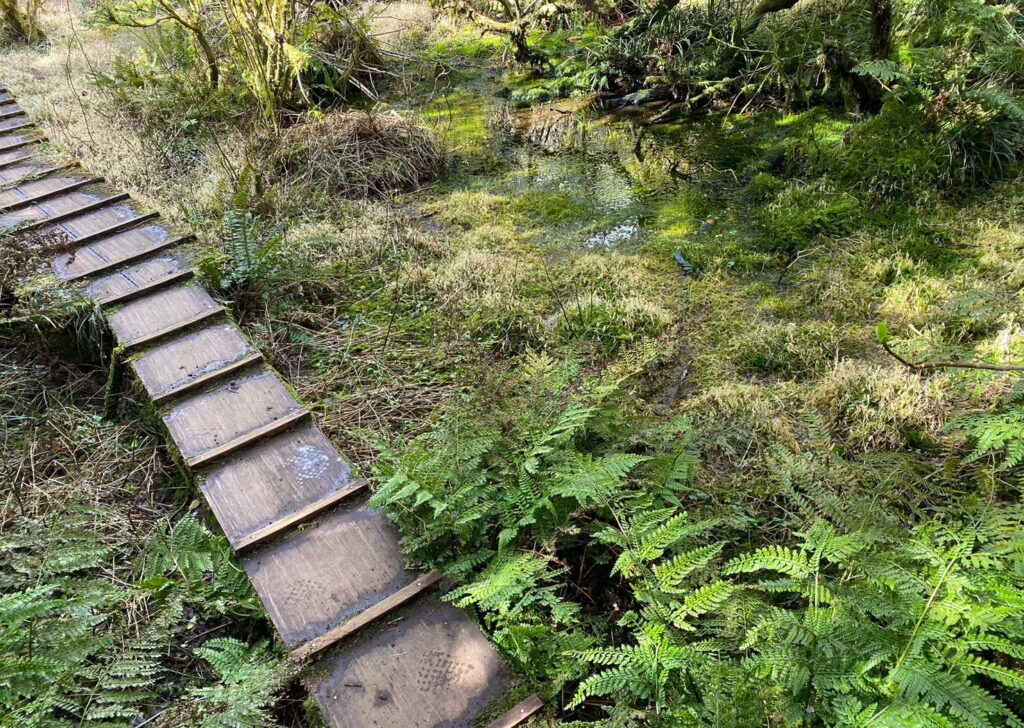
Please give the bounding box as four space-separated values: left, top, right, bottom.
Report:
487 695 544 728
85 254 193 305
107 284 221 349
292 570 443 664
162 368 305 465
243 505 421 650
131 322 259 402
309 598 509 728
200 422 363 549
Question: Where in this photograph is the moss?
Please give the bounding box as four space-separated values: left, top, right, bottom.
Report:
428 26 506 62
734 320 861 380
758 181 861 255
745 172 785 202
421 90 494 160
508 188 588 225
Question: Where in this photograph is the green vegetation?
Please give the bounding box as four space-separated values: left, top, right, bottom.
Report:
0 328 300 727
3 0 1024 725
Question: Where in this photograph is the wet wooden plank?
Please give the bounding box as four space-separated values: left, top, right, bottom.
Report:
487 695 544 728
0 119 32 135
85 254 192 305
132 322 259 402
242 504 422 649
107 284 222 349
310 599 509 728
0 134 42 152
162 369 306 466
0 148 35 169
0 175 100 212
0 191 128 231
55 199 146 239
201 422 364 550
51 219 177 279
0 162 69 188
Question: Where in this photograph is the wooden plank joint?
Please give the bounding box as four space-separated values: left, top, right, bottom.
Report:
232 479 370 554
291 570 443 664
186 409 311 470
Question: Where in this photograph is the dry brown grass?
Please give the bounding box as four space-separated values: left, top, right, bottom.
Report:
0 330 170 529
271 109 445 199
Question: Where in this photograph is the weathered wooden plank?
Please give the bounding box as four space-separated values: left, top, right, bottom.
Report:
132 322 259 403
0 120 32 135
0 175 101 212
487 695 544 728
66 212 161 245
241 504 423 649
162 369 306 465
0 149 35 169
292 571 443 664
85 254 192 305
0 92 13 104
51 219 180 280
0 105 23 120
0 163 71 188
55 199 145 239
0 135 42 153
0 192 130 232
310 599 509 728
200 422 364 550
107 284 222 349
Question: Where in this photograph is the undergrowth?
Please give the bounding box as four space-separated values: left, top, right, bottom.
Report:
0 330 301 728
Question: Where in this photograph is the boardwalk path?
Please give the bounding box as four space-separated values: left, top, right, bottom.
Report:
0 87 544 728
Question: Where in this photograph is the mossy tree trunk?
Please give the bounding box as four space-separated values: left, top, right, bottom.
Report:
0 0 43 44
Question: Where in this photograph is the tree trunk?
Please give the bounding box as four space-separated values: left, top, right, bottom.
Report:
870 0 893 59
0 0 41 43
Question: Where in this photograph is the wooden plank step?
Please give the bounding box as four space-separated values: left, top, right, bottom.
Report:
0 191 129 232
488 695 544 728
0 135 42 153
161 369 307 467
242 504 427 653
308 598 510 728
55 198 146 240
0 92 13 104
293 570 443 664
200 422 364 551
132 322 261 404
52 220 181 279
0 162 71 188
0 119 33 135
0 149 36 169
0 175 101 212
0 106 23 119
107 284 222 349
85 254 192 305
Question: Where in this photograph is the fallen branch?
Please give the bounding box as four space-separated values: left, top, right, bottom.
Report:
882 341 1024 373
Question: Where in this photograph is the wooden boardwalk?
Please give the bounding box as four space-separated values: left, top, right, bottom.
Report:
0 88 543 728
